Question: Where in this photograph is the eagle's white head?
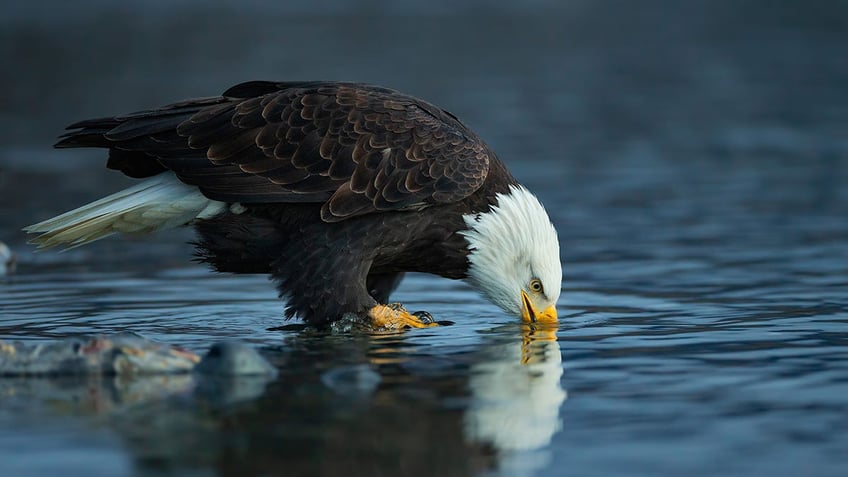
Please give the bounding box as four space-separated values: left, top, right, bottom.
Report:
461 185 561 323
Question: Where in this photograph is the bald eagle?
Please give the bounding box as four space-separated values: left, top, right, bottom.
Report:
26 81 561 329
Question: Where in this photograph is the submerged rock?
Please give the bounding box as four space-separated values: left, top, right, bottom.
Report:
194 341 278 376
0 332 276 377
0 333 279 414
321 364 381 397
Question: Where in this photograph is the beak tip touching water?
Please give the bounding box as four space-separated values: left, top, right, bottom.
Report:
520 291 558 324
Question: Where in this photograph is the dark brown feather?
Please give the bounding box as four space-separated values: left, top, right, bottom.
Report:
55 81 498 222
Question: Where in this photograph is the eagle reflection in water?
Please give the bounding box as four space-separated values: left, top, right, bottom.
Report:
0 326 566 477
464 325 566 474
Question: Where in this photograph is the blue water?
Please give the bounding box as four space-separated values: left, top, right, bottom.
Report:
1 1 847 476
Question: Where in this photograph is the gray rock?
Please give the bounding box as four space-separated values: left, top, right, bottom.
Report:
0 332 275 377
0 242 15 277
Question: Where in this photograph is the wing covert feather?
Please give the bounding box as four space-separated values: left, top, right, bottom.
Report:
62 81 494 222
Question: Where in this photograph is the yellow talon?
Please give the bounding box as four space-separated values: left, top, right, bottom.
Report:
368 304 438 330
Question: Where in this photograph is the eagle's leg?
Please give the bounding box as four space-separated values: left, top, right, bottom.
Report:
368 303 438 329
365 273 437 329
366 272 405 303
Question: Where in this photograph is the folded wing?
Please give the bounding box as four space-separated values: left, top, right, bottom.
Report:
57 81 492 222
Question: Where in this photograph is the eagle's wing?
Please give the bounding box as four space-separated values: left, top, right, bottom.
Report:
57 81 492 222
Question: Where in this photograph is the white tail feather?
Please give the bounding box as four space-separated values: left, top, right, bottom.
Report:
25 174 226 250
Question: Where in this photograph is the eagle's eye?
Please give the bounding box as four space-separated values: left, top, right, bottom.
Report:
529 278 543 293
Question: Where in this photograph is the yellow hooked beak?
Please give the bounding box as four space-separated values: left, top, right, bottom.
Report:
520 290 558 324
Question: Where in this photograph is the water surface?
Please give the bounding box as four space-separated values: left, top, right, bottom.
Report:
1 1 847 476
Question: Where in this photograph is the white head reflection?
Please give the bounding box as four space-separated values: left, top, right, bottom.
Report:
464 325 566 455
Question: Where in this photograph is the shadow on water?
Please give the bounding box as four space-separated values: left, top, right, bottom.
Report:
0 325 566 477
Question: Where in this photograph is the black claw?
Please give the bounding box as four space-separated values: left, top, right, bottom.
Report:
412 310 434 324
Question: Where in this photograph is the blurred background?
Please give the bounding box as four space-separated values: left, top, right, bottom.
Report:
3 0 846 246
1 1 847 476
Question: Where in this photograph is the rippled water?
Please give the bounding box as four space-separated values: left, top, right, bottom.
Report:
2 1 847 476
